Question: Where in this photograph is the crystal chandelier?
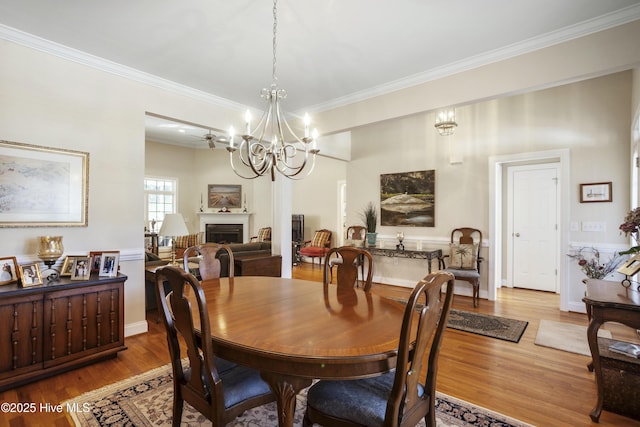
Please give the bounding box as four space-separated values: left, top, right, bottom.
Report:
226 0 319 181
434 108 458 136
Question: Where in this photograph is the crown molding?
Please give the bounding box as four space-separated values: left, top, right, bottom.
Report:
2 3 639 116
304 4 640 114
0 24 248 113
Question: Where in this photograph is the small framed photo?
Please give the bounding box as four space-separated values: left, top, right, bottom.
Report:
0 256 20 286
70 257 91 281
580 182 612 203
61 255 86 277
89 251 104 273
19 263 42 287
99 252 120 277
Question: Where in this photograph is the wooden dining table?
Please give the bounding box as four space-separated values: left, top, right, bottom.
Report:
189 275 409 427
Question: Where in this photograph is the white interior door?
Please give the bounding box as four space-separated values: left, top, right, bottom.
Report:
507 164 559 292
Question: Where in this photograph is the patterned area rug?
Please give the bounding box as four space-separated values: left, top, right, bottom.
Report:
65 362 534 427
384 298 528 343
447 309 528 343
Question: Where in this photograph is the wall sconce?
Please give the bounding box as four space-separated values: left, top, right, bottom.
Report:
435 108 458 136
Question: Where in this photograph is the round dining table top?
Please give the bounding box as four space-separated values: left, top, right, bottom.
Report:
194 275 408 380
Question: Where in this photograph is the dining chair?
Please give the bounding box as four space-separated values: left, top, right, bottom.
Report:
324 246 373 291
183 242 235 280
303 271 455 427
345 225 367 246
155 266 275 427
438 227 483 307
299 229 332 265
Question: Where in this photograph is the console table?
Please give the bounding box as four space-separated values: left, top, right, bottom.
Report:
0 274 127 391
364 247 442 274
583 279 640 422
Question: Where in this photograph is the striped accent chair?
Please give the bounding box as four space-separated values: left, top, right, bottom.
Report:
299 229 332 265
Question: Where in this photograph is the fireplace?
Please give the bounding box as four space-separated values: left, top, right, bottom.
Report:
206 224 243 244
198 212 251 243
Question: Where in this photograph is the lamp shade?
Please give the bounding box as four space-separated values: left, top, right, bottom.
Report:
159 213 188 237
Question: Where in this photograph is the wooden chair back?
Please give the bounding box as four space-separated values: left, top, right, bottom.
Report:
303 271 455 427
183 243 234 280
323 246 373 291
452 227 482 258
155 266 227 422
440 227 482 307
155 266 274 425
346 225 366 241
387 271 455 427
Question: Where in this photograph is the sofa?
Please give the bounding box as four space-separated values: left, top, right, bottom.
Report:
144 241 279 314
145 241 276 277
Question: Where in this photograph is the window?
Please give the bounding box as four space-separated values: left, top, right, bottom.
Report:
144 177 177 234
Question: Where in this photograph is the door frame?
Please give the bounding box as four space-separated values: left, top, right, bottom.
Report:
488 149 570 310
506 162 560 292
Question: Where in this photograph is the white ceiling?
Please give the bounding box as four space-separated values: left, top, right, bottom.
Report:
2 0 640 148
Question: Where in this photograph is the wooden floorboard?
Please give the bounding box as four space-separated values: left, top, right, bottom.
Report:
0 263 638 426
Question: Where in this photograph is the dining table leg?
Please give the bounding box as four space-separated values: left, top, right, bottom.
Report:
260 371 313 427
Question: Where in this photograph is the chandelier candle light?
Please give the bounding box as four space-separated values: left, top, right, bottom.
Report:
226 0 319 181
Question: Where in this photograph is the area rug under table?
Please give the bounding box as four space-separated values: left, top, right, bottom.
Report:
65 362 534 427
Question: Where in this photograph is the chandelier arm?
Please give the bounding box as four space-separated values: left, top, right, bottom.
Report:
228 149 261 179
275 152 319 180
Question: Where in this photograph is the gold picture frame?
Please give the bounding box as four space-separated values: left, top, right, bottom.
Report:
19 263 42 287
70 257 91 281
0 256 20 286
61 255 86 277
0 140 89 227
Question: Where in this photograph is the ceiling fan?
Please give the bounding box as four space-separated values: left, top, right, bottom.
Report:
192 130 228 149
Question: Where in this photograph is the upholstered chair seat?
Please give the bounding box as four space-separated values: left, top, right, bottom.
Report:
306 372 424 427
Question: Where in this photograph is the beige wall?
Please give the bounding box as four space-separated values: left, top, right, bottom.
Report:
0 39 243 336
345 72 631 310
1 16 639 338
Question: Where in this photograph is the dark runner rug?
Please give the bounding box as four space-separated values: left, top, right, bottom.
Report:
65 362 534 426
447 309 528 343
385 297 528 343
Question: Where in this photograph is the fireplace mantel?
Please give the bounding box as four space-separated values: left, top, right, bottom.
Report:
197 212 251 243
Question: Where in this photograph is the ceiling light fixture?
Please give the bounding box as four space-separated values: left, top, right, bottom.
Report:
226 0 319 181
434 108 458 136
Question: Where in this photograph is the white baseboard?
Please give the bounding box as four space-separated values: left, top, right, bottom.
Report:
125 320 148 337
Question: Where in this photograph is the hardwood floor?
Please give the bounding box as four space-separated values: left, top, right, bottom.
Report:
1 263 638 426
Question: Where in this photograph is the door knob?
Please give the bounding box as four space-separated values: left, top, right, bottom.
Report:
514 233 520 237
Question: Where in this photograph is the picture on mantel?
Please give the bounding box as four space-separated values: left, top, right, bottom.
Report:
380 170 435 227
208 184 241 209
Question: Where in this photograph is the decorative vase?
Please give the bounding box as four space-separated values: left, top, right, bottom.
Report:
366 232 377 247
37 236 64 264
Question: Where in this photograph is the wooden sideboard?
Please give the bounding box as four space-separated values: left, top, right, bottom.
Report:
0 274 127 391
583 279 640 422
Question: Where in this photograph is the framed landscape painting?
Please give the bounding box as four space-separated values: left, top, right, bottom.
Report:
380 170 435 227
208 184 241 209
0 140 89 227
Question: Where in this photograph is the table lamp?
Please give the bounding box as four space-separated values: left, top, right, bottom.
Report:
159 213 188 266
